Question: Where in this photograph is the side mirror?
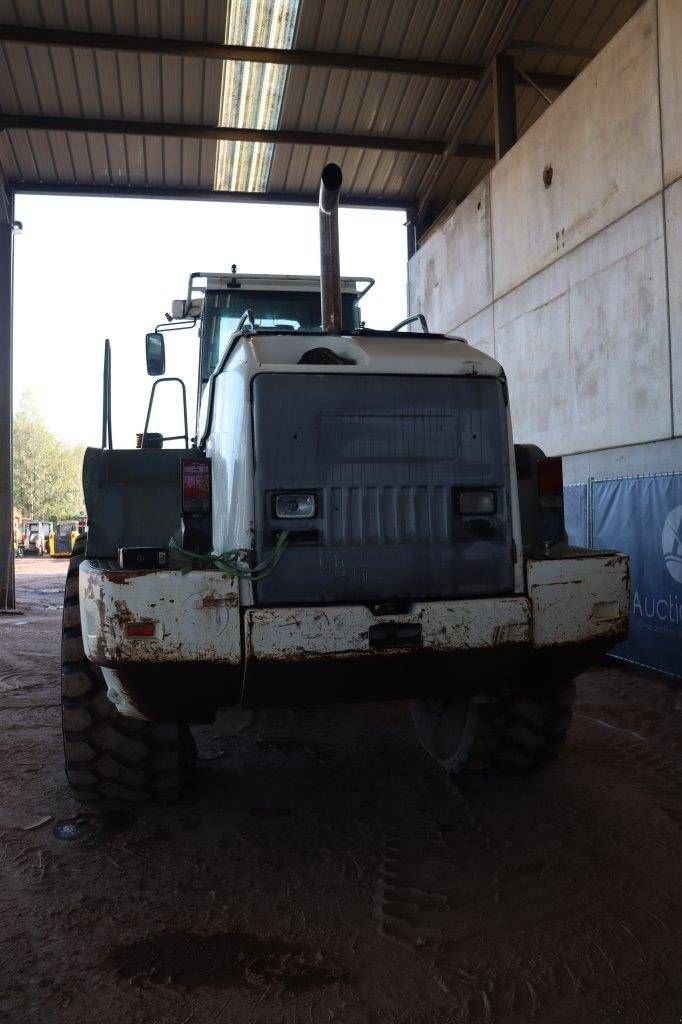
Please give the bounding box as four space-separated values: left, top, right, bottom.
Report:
145 332 166 376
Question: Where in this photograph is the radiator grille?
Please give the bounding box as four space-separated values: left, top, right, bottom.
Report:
327 485 451 545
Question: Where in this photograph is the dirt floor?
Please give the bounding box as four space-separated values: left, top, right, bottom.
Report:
1 558 682 1023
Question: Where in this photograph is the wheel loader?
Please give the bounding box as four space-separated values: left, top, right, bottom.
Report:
47 521 77 557
61 164 629 803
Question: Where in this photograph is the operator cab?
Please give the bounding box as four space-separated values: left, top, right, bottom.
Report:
194 273 370 385
173 271 373 395
143 270 375 440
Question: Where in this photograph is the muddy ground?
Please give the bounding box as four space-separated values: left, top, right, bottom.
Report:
1 558 682 1023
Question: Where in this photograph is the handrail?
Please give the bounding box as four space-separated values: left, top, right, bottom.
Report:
185 270 375 306
142 376 189 449
392 313 429 333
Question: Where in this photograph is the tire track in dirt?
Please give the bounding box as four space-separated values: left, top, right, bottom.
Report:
374 744 682 1023
3 560 682 1024
375 803 453 947
572 716 682 851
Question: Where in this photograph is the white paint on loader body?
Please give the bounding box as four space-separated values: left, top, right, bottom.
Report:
244 599 531 664
80 565 241 665
77 326 630 720
527 552 629 647
80 551 628 718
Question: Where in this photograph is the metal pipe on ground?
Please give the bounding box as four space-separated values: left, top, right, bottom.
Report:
319 163 343 334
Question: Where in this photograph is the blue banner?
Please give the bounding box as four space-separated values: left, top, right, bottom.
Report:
591 474 682 677
563 483 588 548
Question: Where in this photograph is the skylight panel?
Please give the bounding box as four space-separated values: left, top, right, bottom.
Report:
214 0 301 193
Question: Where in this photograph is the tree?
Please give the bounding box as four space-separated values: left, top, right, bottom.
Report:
13 392 85 522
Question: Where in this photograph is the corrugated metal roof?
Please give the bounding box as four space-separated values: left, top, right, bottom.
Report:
0 0 227 190
0 0 642 212
270 0 641 207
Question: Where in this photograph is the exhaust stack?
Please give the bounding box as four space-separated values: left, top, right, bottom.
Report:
319 163 343 333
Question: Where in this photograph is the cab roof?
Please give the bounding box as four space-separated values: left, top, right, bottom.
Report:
175 271 374 320
201 272 370 294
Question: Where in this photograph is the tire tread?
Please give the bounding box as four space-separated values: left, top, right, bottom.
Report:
413 681 576 776
60 543 194 804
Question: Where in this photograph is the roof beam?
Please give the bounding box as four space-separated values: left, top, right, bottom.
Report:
10 182 415 211
0 112 497 159
508 38 598 60
0 24 574 93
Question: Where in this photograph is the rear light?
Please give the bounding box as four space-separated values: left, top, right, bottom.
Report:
537 457 564 510
126 622 156 638
181 458 212 514
455 490 496 515
181 458 213 554
273 493 317 519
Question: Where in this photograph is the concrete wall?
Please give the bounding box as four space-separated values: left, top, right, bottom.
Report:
408 0 682 677
408 0 681 460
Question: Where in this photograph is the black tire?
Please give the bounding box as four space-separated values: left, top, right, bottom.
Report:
61 537 196 803
411 682 576 775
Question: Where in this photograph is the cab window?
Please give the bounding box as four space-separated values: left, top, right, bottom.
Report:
200 289 360 381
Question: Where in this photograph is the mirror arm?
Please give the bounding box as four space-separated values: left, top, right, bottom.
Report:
154 318 197 334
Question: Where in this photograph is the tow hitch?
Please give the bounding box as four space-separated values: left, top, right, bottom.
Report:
368 622 423 650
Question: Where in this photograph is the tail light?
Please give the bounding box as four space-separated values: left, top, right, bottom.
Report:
181 457 212 553
126 622 156 638
181 458 212 513
537 457 564 510
454 489 496 515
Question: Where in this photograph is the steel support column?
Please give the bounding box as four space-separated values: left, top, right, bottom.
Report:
493 53 518 161
415 0 534 234
0 185 14 610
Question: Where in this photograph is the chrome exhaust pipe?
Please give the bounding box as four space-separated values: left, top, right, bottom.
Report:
319 163 343 333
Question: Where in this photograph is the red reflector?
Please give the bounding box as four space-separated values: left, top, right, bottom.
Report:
181 458 212 514
537 457 564 497
126 622 156 638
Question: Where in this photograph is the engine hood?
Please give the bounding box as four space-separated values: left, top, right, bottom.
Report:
234 331 504 380
198 329 506 450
